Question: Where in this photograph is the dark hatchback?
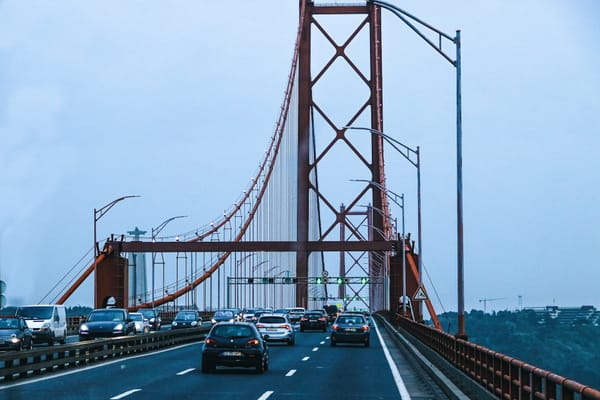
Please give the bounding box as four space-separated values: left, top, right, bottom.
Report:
299 312 328 332
78 308 136 340
330 313 370 347
171 310 202 329
137 308 162 331
0 316 33 351
201 322 269 373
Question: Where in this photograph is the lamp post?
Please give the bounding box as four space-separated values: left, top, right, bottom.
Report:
351 180 406 315
368 0 466 339
345 126 422 290
151 215 188 308
93 195 139 308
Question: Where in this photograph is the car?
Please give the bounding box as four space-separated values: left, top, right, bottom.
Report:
171 310 202 329
286 307 305 324
256 313 295 345
79 308 136 340
129 312 150 334
17 304 67 345
330 313 370 347
323 304 339 323
241 308 262 323
344 310 373 326
0 316 33 351
299 311 328 332
137 308 162 331
201 322 269 373
211 310 236 325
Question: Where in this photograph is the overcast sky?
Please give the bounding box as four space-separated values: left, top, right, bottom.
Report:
1 1 598 313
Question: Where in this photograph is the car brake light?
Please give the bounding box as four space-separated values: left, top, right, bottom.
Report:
362 325 369 331
300 318 308 321
256 324 265 329
205 338 216 345
280 324 291 330
247 339 260 346
318 317 326 321
331 324 339 331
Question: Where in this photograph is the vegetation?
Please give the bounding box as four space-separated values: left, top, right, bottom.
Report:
437 310 600 390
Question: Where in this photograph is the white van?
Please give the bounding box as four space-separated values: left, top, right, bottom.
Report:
17 304 67 345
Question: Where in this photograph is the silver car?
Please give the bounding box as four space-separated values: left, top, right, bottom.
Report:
256 313 295 345
130 312 150 334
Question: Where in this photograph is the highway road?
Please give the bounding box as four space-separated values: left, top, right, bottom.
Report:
0 319 456 399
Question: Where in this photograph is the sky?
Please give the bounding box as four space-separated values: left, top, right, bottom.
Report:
0 1 599 313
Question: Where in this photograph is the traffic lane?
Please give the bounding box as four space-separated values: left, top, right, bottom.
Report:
0 332 320 399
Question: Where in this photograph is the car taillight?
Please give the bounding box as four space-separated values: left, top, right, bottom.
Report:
300 317 308 322
247 339 260 346
205 338 216 346
256 324 265 329
361 325 369 331
318 317 326 321
280 324 291 330
331 324 339 331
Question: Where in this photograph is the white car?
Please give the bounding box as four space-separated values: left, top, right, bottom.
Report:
129 312 150 334
256 313 295 345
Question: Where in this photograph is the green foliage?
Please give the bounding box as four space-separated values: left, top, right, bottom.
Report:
66 305 93 317
438 310 600 390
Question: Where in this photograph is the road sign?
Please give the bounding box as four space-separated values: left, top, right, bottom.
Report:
413 286 428 301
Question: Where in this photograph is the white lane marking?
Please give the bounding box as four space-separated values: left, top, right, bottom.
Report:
320 341 325 345
326 336 330 339
312 347 319 352
110 389 142 399
257 390 275 400
302 356 310 361
0 341 200 390
286 369 297 377
373 319 412 400
176 368 195 375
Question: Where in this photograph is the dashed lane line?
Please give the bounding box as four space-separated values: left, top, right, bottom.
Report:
176 368 195 376
312 347 319 352
110 389 142 399
286 369 297 377
257 390 274 400
302 356 310 361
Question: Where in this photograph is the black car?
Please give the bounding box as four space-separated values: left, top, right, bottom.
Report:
323 304 339 323
137 308 162 331
299 311 328 332
0 316 33 351
201 322 269 373
79 308 136 340
211 310 236 325
170 310 202 329
330 313 370 347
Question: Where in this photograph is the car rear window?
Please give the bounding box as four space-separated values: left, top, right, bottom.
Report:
212 325 254 338
305 313 322 318
259 316 286 324
338 316 365 324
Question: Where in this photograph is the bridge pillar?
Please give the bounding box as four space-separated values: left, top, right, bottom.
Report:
95 252 129 309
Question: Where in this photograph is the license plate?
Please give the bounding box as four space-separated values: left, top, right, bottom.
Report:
346 328 357 332
309 319 317 322
267 328 278 331
222 351 242 357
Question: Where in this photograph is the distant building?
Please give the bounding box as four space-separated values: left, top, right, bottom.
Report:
526 305 600 326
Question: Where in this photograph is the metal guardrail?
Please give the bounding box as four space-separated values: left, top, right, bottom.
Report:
0 326 209 384
392 313 600 400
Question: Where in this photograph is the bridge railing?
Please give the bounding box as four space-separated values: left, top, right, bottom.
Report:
393 314 600 400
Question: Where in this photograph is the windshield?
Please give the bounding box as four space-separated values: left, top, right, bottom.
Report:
130 314 143 321
88 310 126 322
175 312 197 321
18 306 53 319
215 311 233 318
0 317 19 329
139 310 156 318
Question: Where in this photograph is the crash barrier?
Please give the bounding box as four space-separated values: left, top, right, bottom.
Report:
392 313 600 400
0 326 210 384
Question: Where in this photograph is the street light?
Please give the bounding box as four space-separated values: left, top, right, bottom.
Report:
344 126 422 291
368 0 466 338
151 215 188 308
351 179 407 315
94 195 140 258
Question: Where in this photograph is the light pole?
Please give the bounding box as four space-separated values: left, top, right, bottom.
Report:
93 195 139 308
151 215 188 308
351 180 406 315
368 0 465 338
345 126 422 290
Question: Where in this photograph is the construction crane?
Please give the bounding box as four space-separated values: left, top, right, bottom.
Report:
478 297 507 313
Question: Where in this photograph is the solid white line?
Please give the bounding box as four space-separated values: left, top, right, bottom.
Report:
285 369 296 377
373 319 412 400
312 347 319 352
257 390 274 400
176 368 195 376
302 356 310 361
110 389 142 400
